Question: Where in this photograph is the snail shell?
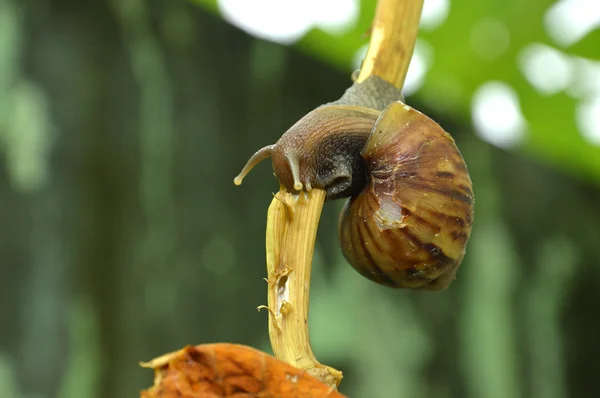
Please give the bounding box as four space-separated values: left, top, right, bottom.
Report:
338 101 474 290
234 101 474 290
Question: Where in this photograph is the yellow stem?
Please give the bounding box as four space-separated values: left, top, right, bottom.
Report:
265 188 342 386
357 0 425 89
263 0 423 388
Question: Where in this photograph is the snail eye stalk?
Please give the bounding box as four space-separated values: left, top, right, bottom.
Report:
233 144 274 186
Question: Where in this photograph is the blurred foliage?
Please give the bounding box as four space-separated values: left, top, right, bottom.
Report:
196 0 600 185
0 1 599 398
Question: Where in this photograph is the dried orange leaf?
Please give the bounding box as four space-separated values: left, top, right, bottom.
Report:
140 343 348 398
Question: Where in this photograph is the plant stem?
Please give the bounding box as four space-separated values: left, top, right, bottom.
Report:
357 0 425 89
264 189 340 385
263 0 424 388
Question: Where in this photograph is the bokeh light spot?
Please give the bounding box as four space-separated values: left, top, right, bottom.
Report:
313 0 358 35
403 39 433 96
352 43 369 71
567 57 600 100
420 0 450 30
217 0 358 44
576 96 600 146
544 0 600 47
518 43 573 96
472 81 527 149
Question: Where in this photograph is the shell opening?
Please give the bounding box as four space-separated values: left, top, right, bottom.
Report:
233 144 274 186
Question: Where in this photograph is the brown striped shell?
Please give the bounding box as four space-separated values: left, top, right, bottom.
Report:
338 101 474 290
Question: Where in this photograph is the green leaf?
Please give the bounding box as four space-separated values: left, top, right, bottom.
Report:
192 0 600 185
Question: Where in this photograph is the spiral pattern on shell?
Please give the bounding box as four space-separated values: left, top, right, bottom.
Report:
338 101 474 290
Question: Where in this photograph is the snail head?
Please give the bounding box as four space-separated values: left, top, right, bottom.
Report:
234 105 380 200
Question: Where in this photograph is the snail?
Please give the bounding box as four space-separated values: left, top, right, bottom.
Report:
234 94 474 290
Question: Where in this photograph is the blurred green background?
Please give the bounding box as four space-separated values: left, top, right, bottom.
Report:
1 0 599 397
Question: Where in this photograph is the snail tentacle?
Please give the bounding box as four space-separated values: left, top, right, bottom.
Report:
285 154 304 192
234 144 275 186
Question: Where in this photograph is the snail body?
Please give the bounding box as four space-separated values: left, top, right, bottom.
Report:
235 100 474 290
